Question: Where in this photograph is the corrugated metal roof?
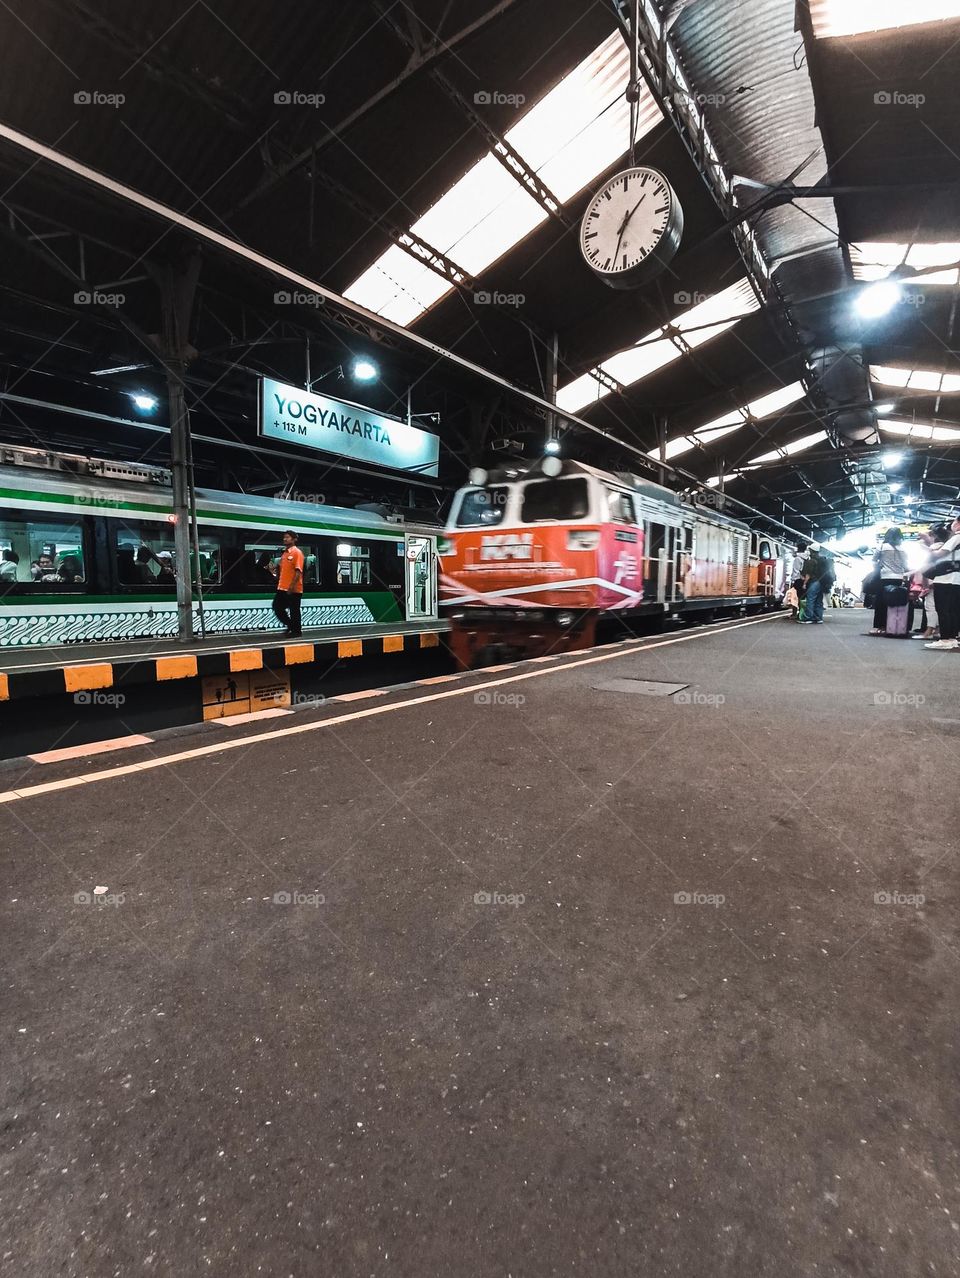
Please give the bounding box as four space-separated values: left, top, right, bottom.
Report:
670 0 840 275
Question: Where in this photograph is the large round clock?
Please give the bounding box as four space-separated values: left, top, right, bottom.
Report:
579 167 684 290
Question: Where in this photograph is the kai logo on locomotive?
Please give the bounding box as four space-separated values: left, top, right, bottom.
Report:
479 533 534 561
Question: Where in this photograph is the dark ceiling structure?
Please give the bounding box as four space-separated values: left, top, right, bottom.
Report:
0 0 959 539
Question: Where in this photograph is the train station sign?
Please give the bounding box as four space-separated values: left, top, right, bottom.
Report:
259 377 440 477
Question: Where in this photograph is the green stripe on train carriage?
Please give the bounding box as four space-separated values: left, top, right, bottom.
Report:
0 486 405 538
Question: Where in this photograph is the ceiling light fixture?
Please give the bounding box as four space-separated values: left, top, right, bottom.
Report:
351 359 379 383
856 280 903 319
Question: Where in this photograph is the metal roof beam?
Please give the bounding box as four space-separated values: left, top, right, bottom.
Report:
231 0 531 215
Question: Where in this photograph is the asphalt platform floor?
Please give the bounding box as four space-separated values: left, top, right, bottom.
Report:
1 609 958 1277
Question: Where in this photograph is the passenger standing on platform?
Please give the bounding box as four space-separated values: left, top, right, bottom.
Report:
272 530 304 638
800 544 834 624
789 544 807 589
914 524 947 640
925 515 960 651
870 528 909 635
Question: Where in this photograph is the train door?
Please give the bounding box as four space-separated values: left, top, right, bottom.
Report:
404 534 437 620
675 524 693 599
662 525 677 601
758 537 774 597
643 521 668 603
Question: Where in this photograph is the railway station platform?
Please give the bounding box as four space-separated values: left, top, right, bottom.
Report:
0 618 449 761
2 609 958 1276
0 617 448 701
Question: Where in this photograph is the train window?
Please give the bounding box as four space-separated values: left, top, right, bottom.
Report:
521 478 589 523
0 516 85 587
335 542 371 587
607 490 637 523
758 539 773 559
456 488 508 527
241 541 320 588
117 520 222 586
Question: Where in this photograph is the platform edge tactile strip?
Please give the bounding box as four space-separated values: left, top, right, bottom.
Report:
0 629 444 700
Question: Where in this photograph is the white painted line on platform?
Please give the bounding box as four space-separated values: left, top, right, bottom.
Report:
29 734 154 764
212 708 293 726
0 614 783 805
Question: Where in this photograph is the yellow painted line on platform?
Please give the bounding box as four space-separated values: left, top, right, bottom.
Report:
0 614 784 806
338 640 363 658
63 663 113 693
419 632 439 649
417 674 461 685
284 644 314 665
0 672 8 701
335 689 388 702
30 734 153 764
156 655 198 681
383 634 404 654
229 649 263 672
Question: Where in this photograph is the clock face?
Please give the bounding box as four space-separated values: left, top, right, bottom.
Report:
579 167 683 290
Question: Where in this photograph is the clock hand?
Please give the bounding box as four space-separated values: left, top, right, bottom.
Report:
613 194 646 260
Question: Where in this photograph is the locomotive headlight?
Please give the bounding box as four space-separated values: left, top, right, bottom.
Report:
556 611 574 627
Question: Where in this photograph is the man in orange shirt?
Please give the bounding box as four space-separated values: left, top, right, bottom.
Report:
272 530 305 637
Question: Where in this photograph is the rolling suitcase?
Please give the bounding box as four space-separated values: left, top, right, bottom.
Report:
886 605 909 637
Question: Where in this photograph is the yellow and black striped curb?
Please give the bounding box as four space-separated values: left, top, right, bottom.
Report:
0 631 443 702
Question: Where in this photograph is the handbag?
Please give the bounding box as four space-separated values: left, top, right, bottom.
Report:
882 582 909 607
925 552 960 579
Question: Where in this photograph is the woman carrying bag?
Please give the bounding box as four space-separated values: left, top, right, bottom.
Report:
870 528 909 636
925 515 960 651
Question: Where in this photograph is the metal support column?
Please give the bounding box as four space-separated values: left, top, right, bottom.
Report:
546 332 558 449
157 252 202 642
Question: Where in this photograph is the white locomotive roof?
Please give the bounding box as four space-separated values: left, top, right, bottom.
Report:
463 458 752 533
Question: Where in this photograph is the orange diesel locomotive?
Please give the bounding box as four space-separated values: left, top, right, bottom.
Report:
440 461 790 665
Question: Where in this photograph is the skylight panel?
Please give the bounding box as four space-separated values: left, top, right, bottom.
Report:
345 32 663 327
413 154 546 276
880 419 960 441
704 471 754 488
751 430 828 464
810 0 960 38
345 245 454 327
872 365 960 394
849 242 960 285
556 279 760 415
747 382 807 419
505 33 648 204
645 382 805 462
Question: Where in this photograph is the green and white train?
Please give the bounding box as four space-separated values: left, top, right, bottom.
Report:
0 447 439 647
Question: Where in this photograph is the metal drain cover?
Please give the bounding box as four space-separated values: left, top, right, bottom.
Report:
593 678 689 697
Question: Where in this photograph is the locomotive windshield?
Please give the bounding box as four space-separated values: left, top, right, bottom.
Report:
456 487 508 527
520 477 589 523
